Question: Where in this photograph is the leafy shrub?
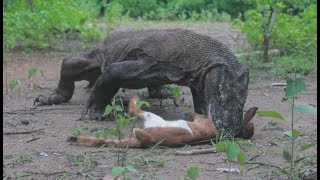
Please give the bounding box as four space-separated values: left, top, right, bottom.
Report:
117 0 159 18
104 0 234 21
3 0 102 50
104 1 125 22
210 0 254 19
234 1 317 60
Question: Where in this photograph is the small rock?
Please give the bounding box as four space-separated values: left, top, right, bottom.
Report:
21 120 29 125
216 168 240 173
39 152 48 157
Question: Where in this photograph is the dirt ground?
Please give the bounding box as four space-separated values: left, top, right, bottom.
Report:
3 22 317 180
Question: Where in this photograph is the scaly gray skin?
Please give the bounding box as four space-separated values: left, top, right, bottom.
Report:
35 29 249 136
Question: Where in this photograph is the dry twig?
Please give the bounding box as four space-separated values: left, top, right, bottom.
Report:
175 148 216 155
3 129 44 135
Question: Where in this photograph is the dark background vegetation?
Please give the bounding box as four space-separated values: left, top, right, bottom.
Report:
3 0 317 77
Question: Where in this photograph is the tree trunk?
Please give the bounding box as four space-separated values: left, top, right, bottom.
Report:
263 33 270 62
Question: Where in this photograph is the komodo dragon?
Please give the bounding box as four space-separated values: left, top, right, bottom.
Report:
34 29 250 136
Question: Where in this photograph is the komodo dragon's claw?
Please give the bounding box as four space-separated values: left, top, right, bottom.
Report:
34 95 43 106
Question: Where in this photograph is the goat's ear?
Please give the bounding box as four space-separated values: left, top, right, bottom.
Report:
242 107 258 126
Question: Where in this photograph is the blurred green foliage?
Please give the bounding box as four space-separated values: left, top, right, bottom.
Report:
3 0 317 74
3 0 102 50
234 0 317 59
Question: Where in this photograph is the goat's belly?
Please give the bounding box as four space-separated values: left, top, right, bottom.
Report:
164 120 193 134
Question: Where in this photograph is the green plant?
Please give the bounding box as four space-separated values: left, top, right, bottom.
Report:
4 0 102 50
131 156 167 169
184 165 200 180
70 152 98 178
234 1 317 62
216 139 247 180
256 70 316 179
73 153 97 167
102 97 149 179
9 80 21 93
27 66 44 88
111 165 138 179
168 85 183 106
72 128 86 136
168 85 182 101
4 155 29 167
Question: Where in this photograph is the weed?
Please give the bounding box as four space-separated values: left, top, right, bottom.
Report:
4 155 29 167
71 128 86 136
102 97 151 179
133 156 166 168
184 165 200 180
9 79 21 92
168 85 182 102
257 70 317 179
154 158 166 167
147 139 167 152
27 66 44 89
111 165 139 179
69 152 98 178
73 153 97 167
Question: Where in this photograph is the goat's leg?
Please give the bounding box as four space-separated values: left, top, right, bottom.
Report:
67 135 143 148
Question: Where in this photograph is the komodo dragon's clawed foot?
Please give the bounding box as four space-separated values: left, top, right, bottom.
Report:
78 94 114 121
34 94 67 106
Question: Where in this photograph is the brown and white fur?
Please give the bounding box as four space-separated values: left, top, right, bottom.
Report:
68 97 258 148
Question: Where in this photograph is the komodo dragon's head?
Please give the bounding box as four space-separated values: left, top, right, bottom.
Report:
206 65 251 136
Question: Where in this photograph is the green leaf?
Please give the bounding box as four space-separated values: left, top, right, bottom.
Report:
126 165 138 173
106 128 118 136
237 152 247 165
28 66 39 79
95 130 108 139
9 79 21 90
216 141 225 152
136 100 150 108
111 166 127 178
136 100 144 108
71 128 85 136
284 129 300 139
116 118 127 129
299 143 316 151
115 105 123 112
103 105 113 116
293 105 317 115
256 110 285 120
226 142 241 161
282 149 292 162
185 165 200 180
143 101 150 107
285 78 306 98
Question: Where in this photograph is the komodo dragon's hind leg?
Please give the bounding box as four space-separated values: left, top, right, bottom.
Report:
81 60 187 121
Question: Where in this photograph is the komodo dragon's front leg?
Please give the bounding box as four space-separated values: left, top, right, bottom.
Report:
34 54 171 107
81 60 188 120
34 54 101 106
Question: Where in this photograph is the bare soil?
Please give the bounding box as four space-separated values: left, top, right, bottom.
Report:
3 22 317 180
